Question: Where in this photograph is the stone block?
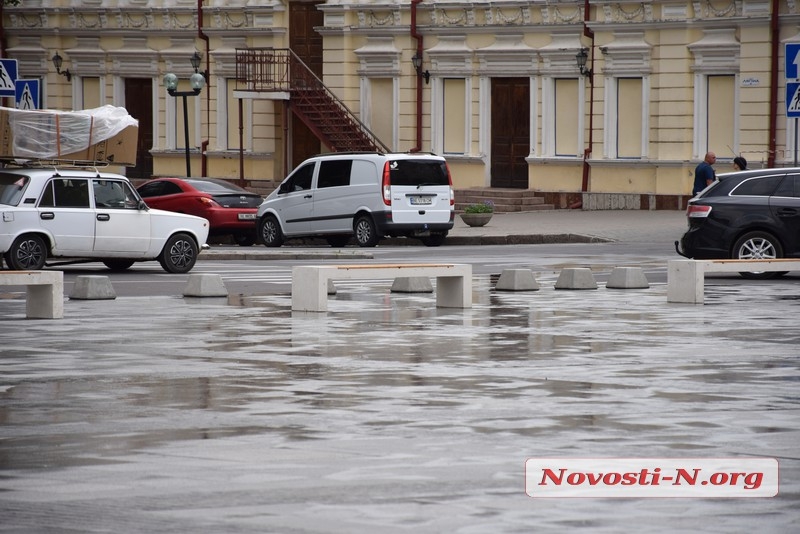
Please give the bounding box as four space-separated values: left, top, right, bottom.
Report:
554 268 598 290
495 269 540 291
328 279 337 295
183 273 228 297
606 266 650 289
69 275 116 300
391 276 433 293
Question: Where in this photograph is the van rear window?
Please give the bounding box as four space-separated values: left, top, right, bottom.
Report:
389 160 448 186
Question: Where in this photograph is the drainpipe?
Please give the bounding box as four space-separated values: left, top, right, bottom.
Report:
767 0 779 168
198 0 210 177
580 0 594 194
410 0 423 152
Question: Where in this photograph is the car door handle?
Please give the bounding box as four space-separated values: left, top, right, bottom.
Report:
304 194 313 199
40 212 55 220
97 214 110 221
776 208 798 217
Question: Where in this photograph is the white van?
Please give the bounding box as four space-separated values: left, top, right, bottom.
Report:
256 152 454 247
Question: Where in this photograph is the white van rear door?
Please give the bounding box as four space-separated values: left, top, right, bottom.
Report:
388 159 452 224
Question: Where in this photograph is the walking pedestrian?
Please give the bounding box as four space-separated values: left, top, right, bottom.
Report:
692 152 716 195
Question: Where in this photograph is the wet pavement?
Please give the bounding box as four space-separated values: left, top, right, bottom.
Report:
2 269 799 532
1 209 799 532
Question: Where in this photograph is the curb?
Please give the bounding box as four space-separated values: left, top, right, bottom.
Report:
203 233 611 258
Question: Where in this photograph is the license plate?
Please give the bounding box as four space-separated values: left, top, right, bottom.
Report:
238 213 256 220
409 196 433 206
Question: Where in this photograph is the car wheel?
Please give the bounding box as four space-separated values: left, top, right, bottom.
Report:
259 215 284 247
233 232 256 247
325 235 351 248
4 234 47 270
158 233 199 274
102 260 135 271
420 232 447 247
732 231 786 280
354 215 379 247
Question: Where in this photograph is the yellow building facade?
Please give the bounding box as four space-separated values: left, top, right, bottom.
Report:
2 1 799 207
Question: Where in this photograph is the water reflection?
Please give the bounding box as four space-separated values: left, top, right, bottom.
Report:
1 278 799 531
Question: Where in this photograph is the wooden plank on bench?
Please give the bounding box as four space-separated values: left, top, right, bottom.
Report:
292 263 472 312
0 270 64 319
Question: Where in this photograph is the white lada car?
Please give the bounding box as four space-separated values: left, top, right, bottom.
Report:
0 166 209 273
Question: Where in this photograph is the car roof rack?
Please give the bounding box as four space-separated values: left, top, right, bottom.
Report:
0 157 111 169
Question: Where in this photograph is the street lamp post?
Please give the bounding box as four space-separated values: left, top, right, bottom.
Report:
163 53 206 177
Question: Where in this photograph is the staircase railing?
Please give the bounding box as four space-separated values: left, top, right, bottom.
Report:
235 48 389 153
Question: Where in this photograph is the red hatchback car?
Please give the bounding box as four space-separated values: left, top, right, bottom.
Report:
137 177 262 246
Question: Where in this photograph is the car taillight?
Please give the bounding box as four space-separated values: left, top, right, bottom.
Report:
686 204 712 218
197 197 219 207
382 161 391 206
446 161 454 206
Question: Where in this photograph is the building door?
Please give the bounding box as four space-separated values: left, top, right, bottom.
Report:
124 78 154 180
289 1 324 169
490 78 530 189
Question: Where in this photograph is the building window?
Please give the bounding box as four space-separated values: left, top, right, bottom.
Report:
165 80 201 151
688 29 740 159
367 78 395 151
443 78 467 154
81 78 101 110
554 78 579 157
223 79 251 151
706 75 735 157
616 78 644 159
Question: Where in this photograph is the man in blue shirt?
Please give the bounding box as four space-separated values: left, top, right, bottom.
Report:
692 152 716 196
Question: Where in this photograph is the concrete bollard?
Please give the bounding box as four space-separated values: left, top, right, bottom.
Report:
554 268 598 290
606 266 650 289
495 269 540 291
69 275 117 300
328 279 337 295
391 276 434 293
183 273 228 297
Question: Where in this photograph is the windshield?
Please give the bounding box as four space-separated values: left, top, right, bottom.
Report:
389 160 449 186
186 178 249 195
0 173 30 206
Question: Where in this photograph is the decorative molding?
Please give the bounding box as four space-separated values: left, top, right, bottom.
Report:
118 11 154 29
599 32 652 76
688 28 740 72
476 34 537 76
427 36 474 76
354 36 401 76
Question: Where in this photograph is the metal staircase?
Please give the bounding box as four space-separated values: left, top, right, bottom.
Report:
235 48 389 153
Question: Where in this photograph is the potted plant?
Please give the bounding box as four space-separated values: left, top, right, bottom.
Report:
460 200 494 227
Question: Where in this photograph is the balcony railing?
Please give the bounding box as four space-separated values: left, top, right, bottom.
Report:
235 48 389 153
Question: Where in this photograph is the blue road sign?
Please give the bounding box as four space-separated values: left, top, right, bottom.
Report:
788 83 800 118
787 43 800 80
0 58 19 97
15 79 39 110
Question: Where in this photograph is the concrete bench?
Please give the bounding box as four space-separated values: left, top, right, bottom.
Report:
0 270 64 319
667 259 800 304
292 263 472 312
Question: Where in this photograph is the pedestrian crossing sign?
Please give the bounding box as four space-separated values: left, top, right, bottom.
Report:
15 79 39 110
788 83 800 118
0 59 18 97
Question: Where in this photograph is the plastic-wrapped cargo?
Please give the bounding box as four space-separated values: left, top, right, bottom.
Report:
0 105 139 165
